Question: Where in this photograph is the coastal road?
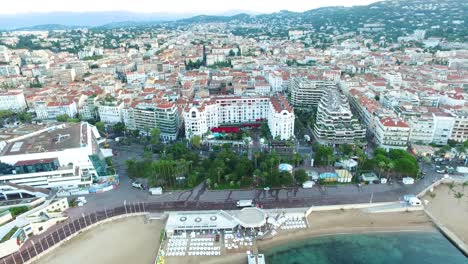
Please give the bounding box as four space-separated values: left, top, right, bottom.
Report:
66 142 447 218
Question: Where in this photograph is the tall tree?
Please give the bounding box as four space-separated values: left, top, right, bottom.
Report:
150 127 161 146
190 135 202 149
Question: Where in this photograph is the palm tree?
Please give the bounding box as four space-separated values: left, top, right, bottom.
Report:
447 182 456 194
386 162 395 179
377 161 386 177
462 181 468 191
454 192 464 203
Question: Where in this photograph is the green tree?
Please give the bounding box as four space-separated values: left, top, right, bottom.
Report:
294 169 308 184
260 122 271 139
95 121 105 133
56 114 70 122
393 158 418 177
339 144 353 156
112 122 126 135
190 135 202 149
377 161 386 177
125 159 138 178
313 144 334 167
150 127 160 146
290 153 303 167
0 110 14 119
279 171 293 186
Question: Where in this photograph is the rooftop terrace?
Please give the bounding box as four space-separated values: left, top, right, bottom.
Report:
1 123 82 156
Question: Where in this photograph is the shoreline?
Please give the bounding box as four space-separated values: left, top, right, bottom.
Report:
257 225 436 252
258 209 435 252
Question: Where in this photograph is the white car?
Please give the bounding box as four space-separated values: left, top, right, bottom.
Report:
77 196 87 204
402 177 415 185
263 187 270 191
132 182 144 189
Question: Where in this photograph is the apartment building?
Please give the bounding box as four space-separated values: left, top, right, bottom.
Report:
184 101 219 138
268 95 295 140
290 77 335 110
408 114 434 144
124 100 179 141
313 89 366 145
126 72 147 85
0 45 9 63
0 65 20 77
0 91 27 112
35 101 77 120
375 117 410 151
450 110 468 142
96 98 124 125
432 112 455 145
184 94 294 140
48 67 76 84
78 95 98 121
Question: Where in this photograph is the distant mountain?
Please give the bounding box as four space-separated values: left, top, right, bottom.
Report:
0 0 466 43
14 24 80 31
0 11 190 30
0 10 258 30
179 13 253 24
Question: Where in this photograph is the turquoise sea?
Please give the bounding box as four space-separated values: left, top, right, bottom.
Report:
263 232 467 264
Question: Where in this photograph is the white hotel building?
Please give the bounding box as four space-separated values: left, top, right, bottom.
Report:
0 123 102 189
184 94 294 140
0 91 27 112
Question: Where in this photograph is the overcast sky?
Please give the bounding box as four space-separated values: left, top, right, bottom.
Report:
1 0 380 15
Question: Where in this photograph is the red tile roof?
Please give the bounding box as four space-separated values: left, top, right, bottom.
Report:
380 117 409 128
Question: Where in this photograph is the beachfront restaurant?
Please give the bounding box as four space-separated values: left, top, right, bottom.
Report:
162 209 268 258
165 208 268 235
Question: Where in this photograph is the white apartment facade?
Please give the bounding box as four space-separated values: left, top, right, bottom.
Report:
290 77 335 110
124 101 180 141
0 91 27 112
314 89 366 145
450 110 468 142
184 95 294 140
375 117 410 151
408 114 434 145
432 112 455 145
268 95 295 140
97 100 124 125
0 65 20 77
35 101 78 120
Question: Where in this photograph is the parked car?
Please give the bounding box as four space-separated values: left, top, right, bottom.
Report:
77 196 87 204
402 177 415 185
403 194 422 206
132 181 144 190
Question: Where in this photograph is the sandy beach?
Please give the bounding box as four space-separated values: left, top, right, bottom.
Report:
423 183 468 244
167 252 246 264
154 209 436 264
29 209 440 264
32 216 162 264
257 209 435 251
